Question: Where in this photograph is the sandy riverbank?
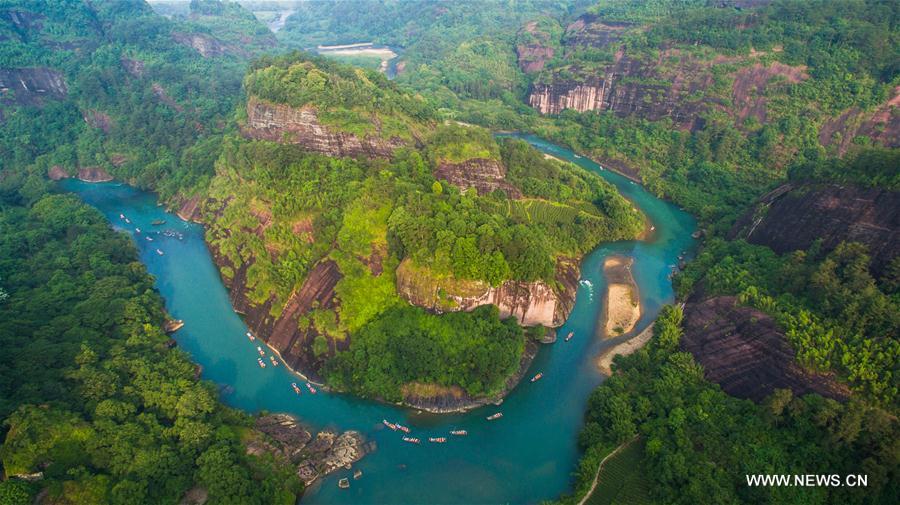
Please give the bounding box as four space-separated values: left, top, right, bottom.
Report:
599 256 641 339
596 323 654 375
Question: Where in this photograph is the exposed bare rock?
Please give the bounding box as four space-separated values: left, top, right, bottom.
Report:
252 414 369 486
172 32 227 58
433 158 522 198
266 260 342 373
528 16 807 131
732 62 807 124
528 51 714 130
564 14 631 49
396 258 579 328
216 253 343 380
730 183 900 277
0 68 67 107
819 85 900 154
151 82 182 111
176 195 203 222
516 21 556 73
47 165 69 180
295 430 368 486
120 57 145 78
242 97 405 158
2 9 43 33
402 340 539 413
253 414 313 460
681 296 850 402
83 109 112 133
76 167 112 182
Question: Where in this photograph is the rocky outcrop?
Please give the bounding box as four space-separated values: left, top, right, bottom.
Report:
266 260 342 373
49 165 113 182
242 97 406 158
563 14 631 49
176 195 203 222
402 340 539 413
396 258 579 328
47 165 69 180
76 167 113 182
528 51 713 130
681 296 850 402
528 12 808 130
83 109 112 133
249 414 369 487
516 20 556 73
433 158 522 198
730 183 900 277
0 68 67 107
151 83 182 111
120 57 145 78
218 253 343 380
819 85 900 155
172 32 228 58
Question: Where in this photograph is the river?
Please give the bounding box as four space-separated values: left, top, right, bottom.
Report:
61 135 696 504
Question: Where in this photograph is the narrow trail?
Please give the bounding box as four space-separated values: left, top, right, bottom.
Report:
576 437 638 505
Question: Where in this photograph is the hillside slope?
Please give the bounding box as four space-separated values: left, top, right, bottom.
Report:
195 53 643 408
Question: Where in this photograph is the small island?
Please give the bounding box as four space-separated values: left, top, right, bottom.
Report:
599 256 641 339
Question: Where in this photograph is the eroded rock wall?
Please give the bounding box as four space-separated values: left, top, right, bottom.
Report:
0 67 67 107
730 183 900 277
396 258 579 327
433 158 523 198
681 296 850 402
242 97 405 158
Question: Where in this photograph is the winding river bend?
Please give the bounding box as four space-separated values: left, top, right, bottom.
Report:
62 135 696 504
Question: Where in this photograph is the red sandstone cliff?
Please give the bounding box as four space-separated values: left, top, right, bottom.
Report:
681 296 850 402
241 97 407 158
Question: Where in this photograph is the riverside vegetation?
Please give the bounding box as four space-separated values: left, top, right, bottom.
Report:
275 1 900 503
1 0 898 504
0 181 300 503
205 52 643 402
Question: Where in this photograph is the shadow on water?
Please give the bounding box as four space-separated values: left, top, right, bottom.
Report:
61 135 695 504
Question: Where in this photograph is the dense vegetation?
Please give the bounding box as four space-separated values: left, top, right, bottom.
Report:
676 238 899 405
326 305 524 401
244 52 433 140
570 306 898 505
207 63 641 398
0 0 276 201
0 179 299 504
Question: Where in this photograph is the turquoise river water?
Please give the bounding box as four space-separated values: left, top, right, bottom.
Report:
62 135 696 504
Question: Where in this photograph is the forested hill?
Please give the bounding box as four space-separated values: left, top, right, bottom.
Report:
278 0 898 232
0 164 302 504
0 0 278 201
195 52 643 405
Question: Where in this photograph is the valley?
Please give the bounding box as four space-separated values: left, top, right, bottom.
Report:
0 1 897 504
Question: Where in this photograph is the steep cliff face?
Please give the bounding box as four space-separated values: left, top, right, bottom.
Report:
45 165 112 182
528 50 716 130
0 67 67 107
217 250 343 381
681 296 850 402
395 258 579 327
242 97 406 158
433 158 523 198
527 12 810 130
730 183 900 276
